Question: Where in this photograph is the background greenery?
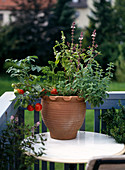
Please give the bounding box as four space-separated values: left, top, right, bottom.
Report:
0 0 76 73
83 0 125 82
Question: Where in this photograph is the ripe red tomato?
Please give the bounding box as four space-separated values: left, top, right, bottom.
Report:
19 89 25 94
16 89 25 94
50 88 58 95
35 103 42 111
41 88 47 94
27 105 34 111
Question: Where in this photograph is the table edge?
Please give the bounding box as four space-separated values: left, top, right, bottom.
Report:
25 145 125 164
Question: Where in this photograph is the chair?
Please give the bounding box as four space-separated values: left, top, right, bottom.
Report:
86 155 125 170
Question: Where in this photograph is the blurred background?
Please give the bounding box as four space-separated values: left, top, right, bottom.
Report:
0 0 125 95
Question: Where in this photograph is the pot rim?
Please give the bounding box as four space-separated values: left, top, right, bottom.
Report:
42 96 85 102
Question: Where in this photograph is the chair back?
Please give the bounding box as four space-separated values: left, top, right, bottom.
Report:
86 155 125 170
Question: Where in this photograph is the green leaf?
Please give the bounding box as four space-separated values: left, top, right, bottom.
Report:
14 99 20 109
33 84 42 92
31 65 37 71
55 52 61 61
36 66 42 72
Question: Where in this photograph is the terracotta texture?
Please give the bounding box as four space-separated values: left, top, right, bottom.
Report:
41 96 86 140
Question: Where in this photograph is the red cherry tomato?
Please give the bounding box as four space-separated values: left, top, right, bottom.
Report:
17 89 25 94
27 105 34 111
50 88 58 95
42 88 45 92
42 88 47 94
35 103 42 111
19 89 25 94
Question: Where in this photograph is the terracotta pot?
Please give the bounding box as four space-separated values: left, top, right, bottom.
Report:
41 96 86 140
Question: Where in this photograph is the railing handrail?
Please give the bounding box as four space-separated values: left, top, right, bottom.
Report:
0 92 16 117
1 91 125 114
0 92 17 132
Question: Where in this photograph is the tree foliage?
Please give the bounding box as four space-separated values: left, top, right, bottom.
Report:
83 0 119 71
0 0 75 73
115 44 125 82
114 0 125 42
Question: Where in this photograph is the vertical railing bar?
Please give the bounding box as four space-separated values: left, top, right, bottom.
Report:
94 109 100 133
42 157 47 169
64 163 70 170
49 162 55 170
79 118 85 169
69 164 77 170
16 108 24 169
79 117 85 169
34 110 40 170
18 108 24 125
101 109 107 133
80 118 85 131
79 163 85 170
34 110 40 133
42 120 47 133
42 118 47 170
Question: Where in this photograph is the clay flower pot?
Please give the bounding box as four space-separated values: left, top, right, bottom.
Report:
41 96 86 140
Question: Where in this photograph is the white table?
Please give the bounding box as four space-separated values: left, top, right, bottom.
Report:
25 131 125 166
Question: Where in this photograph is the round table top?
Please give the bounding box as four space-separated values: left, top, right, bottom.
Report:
25 131 125 164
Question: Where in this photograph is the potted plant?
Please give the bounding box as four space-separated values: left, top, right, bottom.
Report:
6 23 113 140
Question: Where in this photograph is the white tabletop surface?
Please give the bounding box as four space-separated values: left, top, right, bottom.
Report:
25 131 125 163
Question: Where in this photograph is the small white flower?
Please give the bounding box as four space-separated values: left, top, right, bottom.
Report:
61 35 66 39
15 116 19 122
79 37 83 40
71 25 76 29
91 33 96 37
36 121 40 127
10 115 14 120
